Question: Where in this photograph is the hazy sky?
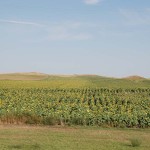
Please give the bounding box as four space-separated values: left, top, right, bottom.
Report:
0 0 150 77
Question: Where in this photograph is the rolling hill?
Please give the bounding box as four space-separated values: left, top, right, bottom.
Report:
0 72 149 88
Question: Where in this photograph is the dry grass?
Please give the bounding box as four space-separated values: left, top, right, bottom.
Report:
0 73 49 80
0 125 149 150
123 75 145 80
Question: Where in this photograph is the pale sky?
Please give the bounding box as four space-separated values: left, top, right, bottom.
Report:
0 0 150 77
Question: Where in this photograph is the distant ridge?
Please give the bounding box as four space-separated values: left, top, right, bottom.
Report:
16 72 49 76
0 72 148 81
0 72 48 75
0 72 45 74
0 72 49 80
123 75 146 80
0 72 149 88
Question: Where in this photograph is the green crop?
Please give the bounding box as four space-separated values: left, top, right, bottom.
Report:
0 80 149 127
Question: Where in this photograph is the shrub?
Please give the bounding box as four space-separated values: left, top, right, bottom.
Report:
42 117 58 125
25 116 42 124
130 138 142 147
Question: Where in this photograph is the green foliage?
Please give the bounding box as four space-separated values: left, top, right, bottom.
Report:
0 77 150 127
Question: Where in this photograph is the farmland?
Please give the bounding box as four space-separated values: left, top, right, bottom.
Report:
0 73 150 128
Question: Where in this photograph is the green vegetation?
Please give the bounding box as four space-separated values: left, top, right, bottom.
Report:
0 87 149 127
130 138 142 147
0 126 149 150
0 74 149 128
0 73 149 149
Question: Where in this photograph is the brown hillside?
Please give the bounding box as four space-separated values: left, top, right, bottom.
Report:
0 72 49 80
123 75 145 80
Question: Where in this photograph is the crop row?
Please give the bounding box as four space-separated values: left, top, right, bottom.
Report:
0 88 150 127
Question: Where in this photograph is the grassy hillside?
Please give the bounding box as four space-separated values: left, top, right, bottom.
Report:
0 73 149 88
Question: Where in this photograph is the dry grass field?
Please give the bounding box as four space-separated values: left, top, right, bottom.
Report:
0 125 150 150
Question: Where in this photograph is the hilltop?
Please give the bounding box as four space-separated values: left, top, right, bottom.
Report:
123 75 146 80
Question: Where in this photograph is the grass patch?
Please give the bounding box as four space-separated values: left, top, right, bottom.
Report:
29 143 41 149
130 138 142 147
8 144 41 150
0 125 149 150
8 144 22 149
